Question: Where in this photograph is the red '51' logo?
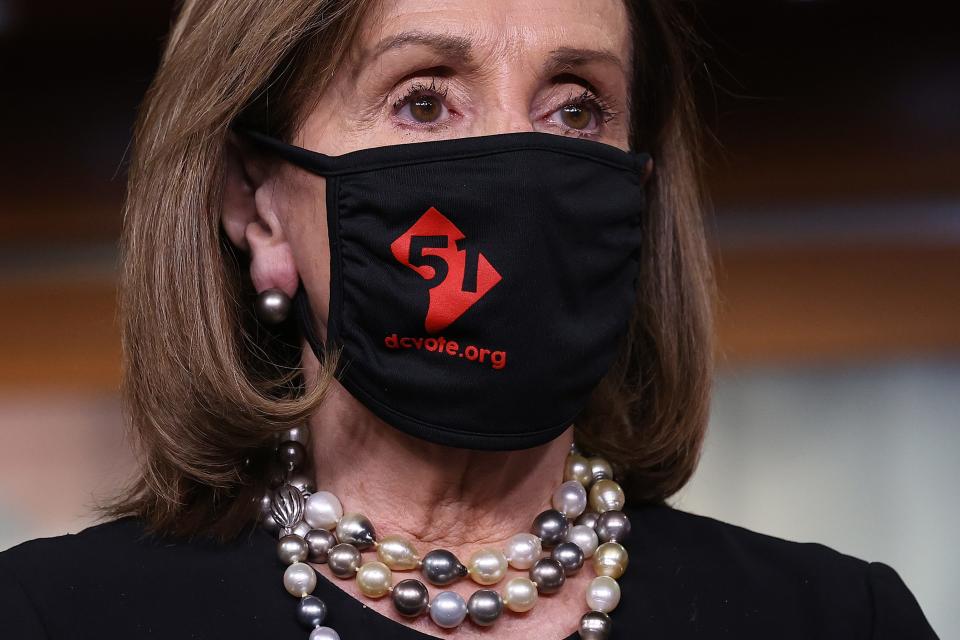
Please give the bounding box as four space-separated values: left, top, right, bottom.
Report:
390 206 502 333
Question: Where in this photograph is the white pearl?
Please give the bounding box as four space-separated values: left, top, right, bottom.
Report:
585 575 621 613
304 491 343 530
504 533 542 570
552 480 588 519
309 627 341 640
503 577 539 612
283 561 317 597
468 548 508 585
564 524 599 558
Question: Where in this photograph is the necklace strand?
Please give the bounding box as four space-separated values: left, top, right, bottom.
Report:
260 428 630 639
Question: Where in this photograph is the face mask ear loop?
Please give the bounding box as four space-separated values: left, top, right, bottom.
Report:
293 280 328 368
231 125 337 175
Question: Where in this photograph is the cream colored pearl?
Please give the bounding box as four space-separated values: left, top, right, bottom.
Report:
586 575 621 613
503 577 539 613
593 542 629 579
376 535 421 570
468 548 508 585
564 453 593 486
564 524 599 558
356 561 393 598
504 532 542 570
587 457 613 483
588 479 625 513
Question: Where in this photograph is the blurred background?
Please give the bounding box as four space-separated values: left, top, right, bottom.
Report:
1 0 957 636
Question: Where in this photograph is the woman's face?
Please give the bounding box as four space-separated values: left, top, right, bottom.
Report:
234 0 633 344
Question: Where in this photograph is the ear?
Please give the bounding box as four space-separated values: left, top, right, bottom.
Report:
221 132 299 298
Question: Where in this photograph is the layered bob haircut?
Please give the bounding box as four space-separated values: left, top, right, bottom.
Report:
99 0 716 542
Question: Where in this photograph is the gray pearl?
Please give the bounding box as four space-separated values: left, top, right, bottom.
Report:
286 425 311 446
467 589 503 626
551 541 585 575
579 610 613 640
335 513 377 550
278 534 309 564
278 441 307 472
391 578 429 617
259 491 280 534
328 543 361 578
529 558 566 594
596 510 632 543
531 509 570 548
256 288 292 324
289 473 317 496
575 511 601 529
271 484 305 532
429 591 468 628
296 595 328 628
305 529 336 563
421 549 468 586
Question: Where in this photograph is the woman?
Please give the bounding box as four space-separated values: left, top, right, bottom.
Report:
0 0 938 638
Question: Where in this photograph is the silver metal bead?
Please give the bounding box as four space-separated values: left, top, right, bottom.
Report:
596 510 631 543
564 524 600 558
552 480 588 519
551 541 585 575
531 509 570 548
283 562 317 597
256 288 292 324
292 520 312 539
278 534 308 565
575 511 601 529
277 441 307 472
579 610 613 640
467 589 503 626
328 543 362 578
308 627 340 640
421 549 468 586
392 578 430 617
305 529 336 563
296 595 328 628
335 512 377 550
429 591 468 628
271 484 305 532
529 558 566 594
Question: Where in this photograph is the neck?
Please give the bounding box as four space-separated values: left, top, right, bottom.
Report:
307 381 572 557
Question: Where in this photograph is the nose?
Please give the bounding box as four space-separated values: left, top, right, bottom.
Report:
471 88 537 137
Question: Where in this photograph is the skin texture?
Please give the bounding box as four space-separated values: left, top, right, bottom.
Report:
222 1 647 636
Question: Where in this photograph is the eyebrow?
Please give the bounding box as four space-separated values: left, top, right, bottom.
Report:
367 31 625 73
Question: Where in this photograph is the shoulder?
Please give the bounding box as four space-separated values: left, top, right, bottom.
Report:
0 516 294 638
616 503 938 639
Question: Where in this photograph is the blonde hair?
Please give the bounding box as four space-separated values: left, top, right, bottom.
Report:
98 0 716 542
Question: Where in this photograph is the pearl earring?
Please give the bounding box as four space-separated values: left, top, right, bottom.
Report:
256 288 292 324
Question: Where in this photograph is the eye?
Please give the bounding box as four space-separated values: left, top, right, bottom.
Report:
546 88 618 135
393 78 451 126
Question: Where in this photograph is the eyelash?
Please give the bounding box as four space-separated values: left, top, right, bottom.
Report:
390 77 619 135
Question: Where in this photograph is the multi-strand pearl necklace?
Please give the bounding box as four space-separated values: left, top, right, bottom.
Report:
259 427 631 639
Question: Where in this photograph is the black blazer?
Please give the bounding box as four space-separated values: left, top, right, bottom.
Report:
0 504 938 639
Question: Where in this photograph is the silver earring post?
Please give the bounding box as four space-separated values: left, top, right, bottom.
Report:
256 288 292 324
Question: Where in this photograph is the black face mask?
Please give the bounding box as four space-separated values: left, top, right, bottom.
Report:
236 126 651 450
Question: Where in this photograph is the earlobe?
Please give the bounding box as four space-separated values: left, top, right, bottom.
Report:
640 157 655 186
220 132 299 298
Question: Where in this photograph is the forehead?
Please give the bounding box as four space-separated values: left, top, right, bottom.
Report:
356 0 631 66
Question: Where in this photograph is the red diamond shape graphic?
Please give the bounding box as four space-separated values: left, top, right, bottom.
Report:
390 206 502 334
